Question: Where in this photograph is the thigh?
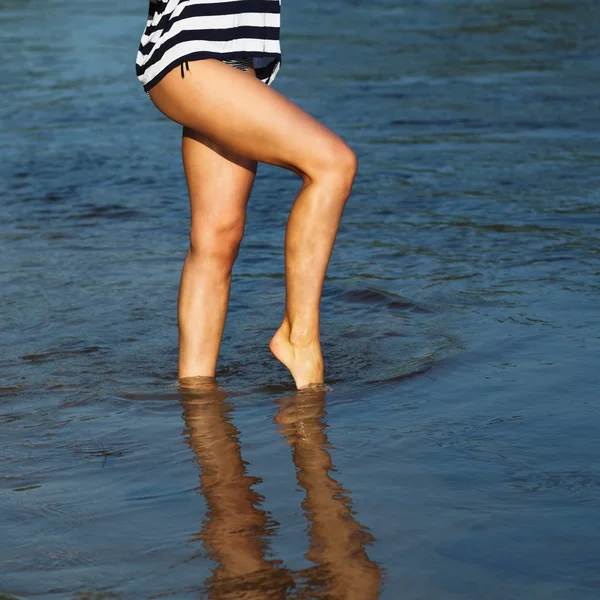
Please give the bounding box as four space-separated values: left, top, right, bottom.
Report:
149 59 348 180
182 127 257 233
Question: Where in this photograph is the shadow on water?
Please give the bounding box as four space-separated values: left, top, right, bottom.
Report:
176 378 383 600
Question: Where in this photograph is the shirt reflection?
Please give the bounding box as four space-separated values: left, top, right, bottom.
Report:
180 379 382 599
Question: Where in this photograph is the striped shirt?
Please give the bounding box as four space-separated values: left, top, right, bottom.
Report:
136 0 282 92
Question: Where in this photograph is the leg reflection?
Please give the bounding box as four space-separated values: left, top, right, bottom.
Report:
180 377 292 599
276 389 383 599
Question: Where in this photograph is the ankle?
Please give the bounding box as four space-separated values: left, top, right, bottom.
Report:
278 319 320 349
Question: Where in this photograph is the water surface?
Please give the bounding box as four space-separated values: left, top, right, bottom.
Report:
1 0 600 598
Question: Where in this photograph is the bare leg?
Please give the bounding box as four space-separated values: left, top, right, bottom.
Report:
178 125 256 379
149 59 357 388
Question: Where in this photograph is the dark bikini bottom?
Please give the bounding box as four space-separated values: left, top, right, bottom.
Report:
179 56 254 79
219 57 254 72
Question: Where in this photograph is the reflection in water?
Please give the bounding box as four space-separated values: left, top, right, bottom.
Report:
180 378 292 599
180 379 382 599
276 389 382 600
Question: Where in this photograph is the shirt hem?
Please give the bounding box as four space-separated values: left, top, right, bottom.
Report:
141 51 281 93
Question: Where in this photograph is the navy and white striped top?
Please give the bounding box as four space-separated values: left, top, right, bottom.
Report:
136 0 281 92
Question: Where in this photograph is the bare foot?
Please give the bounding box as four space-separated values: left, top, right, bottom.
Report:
269 325 324 389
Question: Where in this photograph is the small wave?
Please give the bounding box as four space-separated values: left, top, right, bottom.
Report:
328 286 433 314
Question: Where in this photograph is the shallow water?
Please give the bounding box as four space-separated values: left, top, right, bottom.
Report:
2 0 600 598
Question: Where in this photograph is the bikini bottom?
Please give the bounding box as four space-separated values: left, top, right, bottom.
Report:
219 57 254 72
179 56 254 79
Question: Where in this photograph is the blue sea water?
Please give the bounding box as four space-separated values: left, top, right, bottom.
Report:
1 0 599 598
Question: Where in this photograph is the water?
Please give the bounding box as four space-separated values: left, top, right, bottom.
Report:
2 0 600 597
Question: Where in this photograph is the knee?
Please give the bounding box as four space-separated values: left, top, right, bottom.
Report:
189 216 245 273
308 138 358 196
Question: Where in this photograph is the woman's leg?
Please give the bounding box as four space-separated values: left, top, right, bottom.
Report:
178 127 256 379
149 59 357 389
